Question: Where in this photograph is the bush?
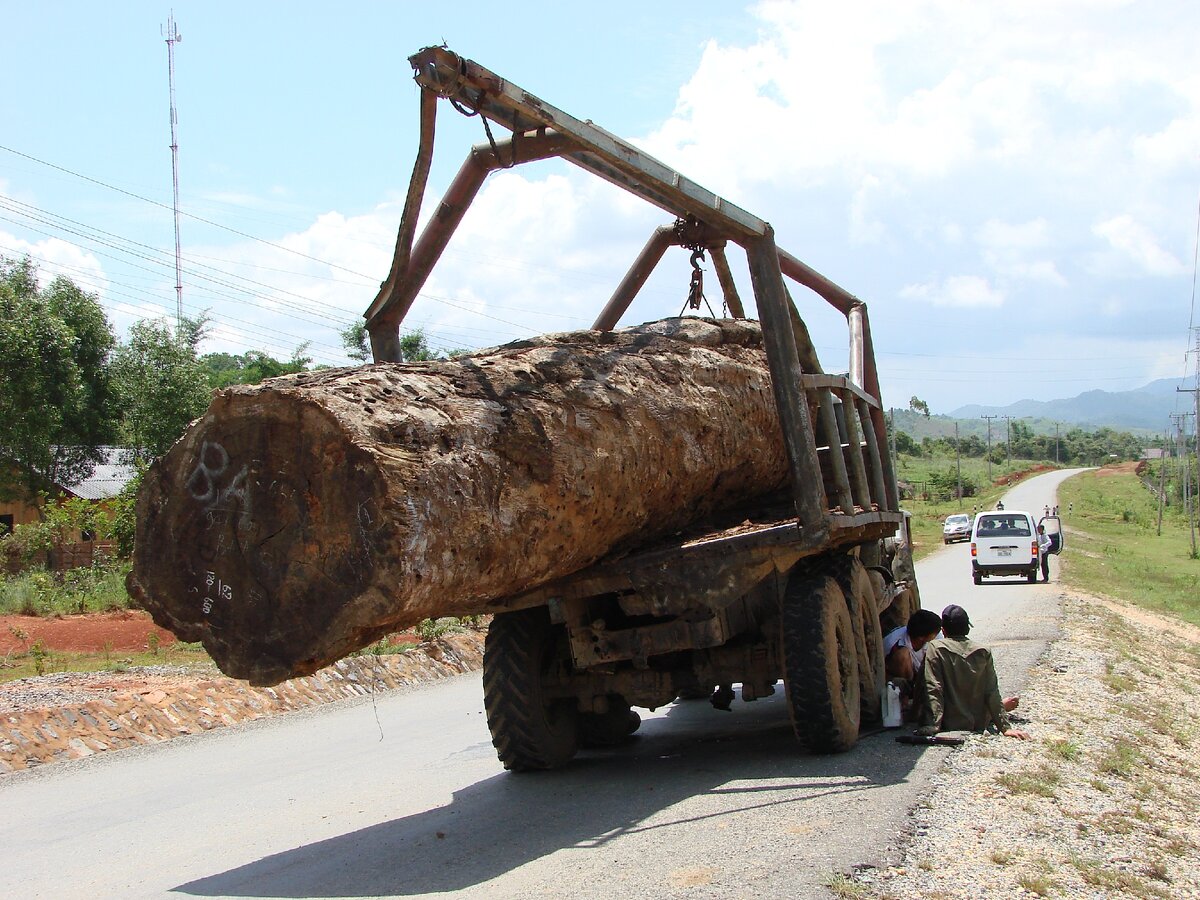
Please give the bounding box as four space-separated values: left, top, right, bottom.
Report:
0 561 133 617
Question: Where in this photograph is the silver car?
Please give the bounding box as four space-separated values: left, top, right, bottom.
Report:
942 513 971 544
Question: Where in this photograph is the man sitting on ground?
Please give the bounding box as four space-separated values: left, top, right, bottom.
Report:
917 605 1028 740
884 609 942 719
883 609 943 682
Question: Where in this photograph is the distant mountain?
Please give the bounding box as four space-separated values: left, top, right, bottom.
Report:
949 378 1187 433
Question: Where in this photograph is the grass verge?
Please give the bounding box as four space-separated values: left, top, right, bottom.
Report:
1 640 214 682
1057 470 1200 625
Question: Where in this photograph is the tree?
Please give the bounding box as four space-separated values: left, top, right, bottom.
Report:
0 256 117 503
908 395 930 418
111 315 212 461
201 344 312 388
341 321 371 362
341 322 438 363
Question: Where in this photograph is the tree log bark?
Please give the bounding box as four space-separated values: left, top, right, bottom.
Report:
129 318 790 685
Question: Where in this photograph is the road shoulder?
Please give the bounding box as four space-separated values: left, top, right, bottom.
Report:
845 589 1200 898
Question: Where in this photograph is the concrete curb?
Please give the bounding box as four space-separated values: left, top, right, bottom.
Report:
0 631 483 774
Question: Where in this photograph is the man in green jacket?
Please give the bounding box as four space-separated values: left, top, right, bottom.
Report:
917 605 1028 740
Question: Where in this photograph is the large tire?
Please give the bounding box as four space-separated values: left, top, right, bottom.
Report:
780 570 861 753
483 607 579 771
838 560 885 725
880 584 913 636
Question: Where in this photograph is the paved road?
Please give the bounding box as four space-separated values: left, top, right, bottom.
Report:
0 469 1088 900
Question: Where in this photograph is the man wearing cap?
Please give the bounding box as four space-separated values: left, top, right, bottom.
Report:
916 605 1028 740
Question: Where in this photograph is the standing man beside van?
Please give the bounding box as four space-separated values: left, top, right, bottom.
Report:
1037 525 1052 582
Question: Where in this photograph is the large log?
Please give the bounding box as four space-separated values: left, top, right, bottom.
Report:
129 318 791 685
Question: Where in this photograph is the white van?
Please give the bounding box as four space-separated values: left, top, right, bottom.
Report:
971 510 1039 584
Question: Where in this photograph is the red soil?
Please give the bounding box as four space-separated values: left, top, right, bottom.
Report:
1 611 178 655
1 611 424 658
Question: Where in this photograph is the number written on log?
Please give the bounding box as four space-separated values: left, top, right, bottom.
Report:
186 440 252 525
202 570 234 615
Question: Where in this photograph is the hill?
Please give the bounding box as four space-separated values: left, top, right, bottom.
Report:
946 378 1185 434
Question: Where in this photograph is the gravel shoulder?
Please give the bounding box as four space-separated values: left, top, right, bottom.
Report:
844 589 1200 900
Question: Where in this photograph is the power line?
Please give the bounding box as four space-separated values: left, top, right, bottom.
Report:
0 142 377 281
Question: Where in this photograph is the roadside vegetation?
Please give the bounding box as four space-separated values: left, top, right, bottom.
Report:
1 635 214 682
895 454 1048 558
1057 466 1200 626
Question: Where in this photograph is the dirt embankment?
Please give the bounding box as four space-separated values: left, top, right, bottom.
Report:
1 623 484 774
1 610 178 656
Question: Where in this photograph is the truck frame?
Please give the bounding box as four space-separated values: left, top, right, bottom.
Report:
367 47 921 770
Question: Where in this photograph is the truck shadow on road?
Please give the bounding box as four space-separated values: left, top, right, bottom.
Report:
177 697 930 897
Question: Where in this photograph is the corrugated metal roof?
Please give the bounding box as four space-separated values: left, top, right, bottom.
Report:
62 448 137 500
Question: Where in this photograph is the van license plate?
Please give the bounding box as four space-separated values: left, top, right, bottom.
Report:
997 548 1012 557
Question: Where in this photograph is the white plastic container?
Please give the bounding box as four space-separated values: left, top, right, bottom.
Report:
882 681 903 728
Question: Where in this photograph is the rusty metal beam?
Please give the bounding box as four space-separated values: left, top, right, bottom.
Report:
709 243 745 318
409 46 767 241
853 305 899 509
816 389 853 513
838 388 874 510
592 226 675 331
745 229 827 538
366 130 576 362
376 89 437 333
847 302 866 390
777 248 859 317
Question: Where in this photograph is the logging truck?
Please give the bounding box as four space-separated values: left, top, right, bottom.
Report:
129 47 921 771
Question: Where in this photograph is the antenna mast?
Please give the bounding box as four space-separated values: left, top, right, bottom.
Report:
164 14 183 331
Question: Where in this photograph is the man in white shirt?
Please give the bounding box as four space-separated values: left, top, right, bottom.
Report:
1037 524 1053 582
883 608 943 682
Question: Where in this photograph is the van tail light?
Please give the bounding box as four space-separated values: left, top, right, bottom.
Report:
971 543 977 557
1031 541 1038 559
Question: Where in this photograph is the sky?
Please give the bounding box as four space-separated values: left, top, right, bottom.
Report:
2 0 1198 418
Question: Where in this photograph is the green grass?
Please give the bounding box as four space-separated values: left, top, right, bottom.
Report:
1056 470 1200 625
0 562 135 617
0 640 214 683
994 766 1061 798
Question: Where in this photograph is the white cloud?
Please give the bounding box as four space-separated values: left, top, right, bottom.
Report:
901 275 1005 308
976 218 1067 286
849 174 886 244
0 230 108 296
1093 214 1185 276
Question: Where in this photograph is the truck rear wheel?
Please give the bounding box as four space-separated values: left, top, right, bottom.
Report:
839 560 885 725
780 570 861 752
483 607 579 771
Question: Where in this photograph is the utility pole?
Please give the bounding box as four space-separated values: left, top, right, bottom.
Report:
1054 421 1060 466
955 421 963 508
1157 430 1167 536
164 14 184 332
981 414 997 485
1180 327 1200 552
1001 415 1015 468
1170 412 1197 556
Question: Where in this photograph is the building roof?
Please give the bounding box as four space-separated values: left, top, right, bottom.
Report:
62 447 137 500
1139 448 1166 460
